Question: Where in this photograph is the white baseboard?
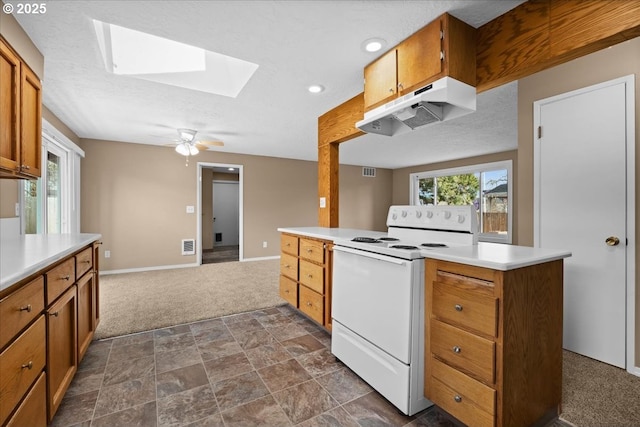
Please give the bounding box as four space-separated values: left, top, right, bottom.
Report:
628 365 640 378
100 256 280 275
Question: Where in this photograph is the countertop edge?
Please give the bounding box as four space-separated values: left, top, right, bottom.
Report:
423 251 572 271
1 233 102 291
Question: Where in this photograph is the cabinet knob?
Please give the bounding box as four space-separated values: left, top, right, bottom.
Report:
454 304 463 311
61 275 71 281
306 302 312 307
398 83 404 90
454 395 462 403
307 274 313 278
19 304 32 313
21 361 33 370
21 165 30 170
306 249 312 253
284 290 289 294
50 311 59 317
83 260 91 264
388 88 394 93
284 264 290 269
452 346 461 354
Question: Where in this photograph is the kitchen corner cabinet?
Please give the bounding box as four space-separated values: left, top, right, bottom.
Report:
364 13 476 111
424 259 563 427
0 37 42 179
0 240 100 426
279 233 333 330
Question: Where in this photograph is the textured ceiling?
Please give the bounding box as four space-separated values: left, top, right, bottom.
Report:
7 0 524 169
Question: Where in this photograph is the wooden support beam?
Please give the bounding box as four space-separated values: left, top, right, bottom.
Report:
317 143 339 227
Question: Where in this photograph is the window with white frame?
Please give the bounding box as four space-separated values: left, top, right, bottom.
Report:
410 160 512 243
21 120 84 235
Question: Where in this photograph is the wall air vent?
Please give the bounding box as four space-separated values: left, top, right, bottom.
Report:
181 239 196 255
362 167 376 177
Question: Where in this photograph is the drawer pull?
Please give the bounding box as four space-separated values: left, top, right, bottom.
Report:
50 311 60 317
21 361 33 370
19 304 33 312
452 346 461 354
307 274 313 278
454 395 462 403
286 243 290 246
61 275 71 281
284 290 290 294
82 260 91 264
306 249 313 253
455 304 463 311
306 302 312 307
284 264 290 269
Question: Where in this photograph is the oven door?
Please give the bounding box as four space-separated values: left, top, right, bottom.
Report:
331 245 418 364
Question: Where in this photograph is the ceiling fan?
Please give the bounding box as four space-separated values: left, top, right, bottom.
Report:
170 128 224 156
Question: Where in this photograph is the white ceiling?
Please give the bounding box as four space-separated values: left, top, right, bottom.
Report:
7 0 524 169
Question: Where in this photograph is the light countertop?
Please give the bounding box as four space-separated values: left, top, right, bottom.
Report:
278 227 570 271
1 233 102 292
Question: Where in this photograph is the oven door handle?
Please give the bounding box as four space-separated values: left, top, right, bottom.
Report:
333 245 407 266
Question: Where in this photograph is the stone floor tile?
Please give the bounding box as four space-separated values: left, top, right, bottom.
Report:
197 336 243 361
244 341 293 369
257 358 312 392
342 391 415 427
203 352 254 383
156 344 202 374
315 367 373 404
296 347 343 377
189 317 225 334
212 370 270 411
193 324 233 344
256 312 294 328
154 323 192 338
297 406 362 427
154 331 196 353
225 318 265 335
93 374 156 418
222 312 256 325
66 367 105 396
49 390 99 427
405 406 460 426
312 330 332 348
233 328 278 350
157 384 219 427
103 355 155 386
273 379 339 424
281 333 325 357
108 339 155 363
156 363 209 399
91 401 157 427
183 413 226 426
220 395 292 427
110 331 154 347
267 322 309 341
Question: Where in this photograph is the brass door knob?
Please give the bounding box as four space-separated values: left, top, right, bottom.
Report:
605 236 620 246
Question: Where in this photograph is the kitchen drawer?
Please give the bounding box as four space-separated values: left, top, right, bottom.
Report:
281 234 299 256
279 275 298 306
299 285 323 325
280 253 298 280
0 315 46 425
0 276 45 350
299 260 324 294
433 274 497 337
5 371 46 427
431 319 495 384
75 247 93 280
429 357 495 427
299 238 325 264
45 258 75 305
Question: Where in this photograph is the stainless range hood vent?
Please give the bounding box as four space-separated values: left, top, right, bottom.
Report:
356 77 476 137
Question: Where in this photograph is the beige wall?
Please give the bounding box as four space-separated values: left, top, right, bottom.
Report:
43 106 82 146
0 180 19 218
339 165 393 231
81 139 391 271
517 37 640 366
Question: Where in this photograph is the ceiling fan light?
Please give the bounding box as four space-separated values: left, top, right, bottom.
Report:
188 144 199 155
175 143 190 156
178 128 197 142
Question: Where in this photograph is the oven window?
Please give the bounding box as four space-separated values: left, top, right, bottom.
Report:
410 160 512 244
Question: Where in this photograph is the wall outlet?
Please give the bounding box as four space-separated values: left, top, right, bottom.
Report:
15 203 19 217
319 197 326 208
263 241 268 248
104 250 111 258
186 205 195 214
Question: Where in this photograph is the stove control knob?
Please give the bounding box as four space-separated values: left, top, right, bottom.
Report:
426 211 433 219
401 210 408 218
415 210 422 218
457 215 465 223
392 213 398 220
444 211 452 219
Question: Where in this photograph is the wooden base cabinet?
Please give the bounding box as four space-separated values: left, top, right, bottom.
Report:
424 259 564 427
279 233 333 330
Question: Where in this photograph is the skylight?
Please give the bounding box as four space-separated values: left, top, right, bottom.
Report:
93 20 258 98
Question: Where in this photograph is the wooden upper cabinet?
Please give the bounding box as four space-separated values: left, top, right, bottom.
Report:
363 13 476 112
0 38 20 173
0 37 42 179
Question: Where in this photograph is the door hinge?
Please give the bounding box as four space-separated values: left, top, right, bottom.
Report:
440 51 445 61
538 126 542 139
440 30 444 40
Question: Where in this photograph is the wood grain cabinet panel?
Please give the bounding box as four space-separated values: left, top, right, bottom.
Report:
299 260 324 294
0 37 42 179
46 286 77 422
75 247 93 280
45 258 75 306
76 272 97 362
279 276 297 306
5 371 47 427
299 286 324 325
299 238 325 264
0 315 46 426
0 276 44 349
425 259 564 427
281 234 298 256
280 253 298 281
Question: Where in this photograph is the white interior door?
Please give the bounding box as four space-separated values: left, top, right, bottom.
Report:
212 181 239 246
534 78 632 368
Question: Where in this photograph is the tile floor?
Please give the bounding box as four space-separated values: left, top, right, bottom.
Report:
49 305 569 427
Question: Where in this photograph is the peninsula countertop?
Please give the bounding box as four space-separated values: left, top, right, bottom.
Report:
1 233 102 292
277 227 570 271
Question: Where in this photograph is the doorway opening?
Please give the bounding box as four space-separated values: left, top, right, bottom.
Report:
197 162 243 264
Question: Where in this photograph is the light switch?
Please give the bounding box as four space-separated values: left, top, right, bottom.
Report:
186 205 195 214
319 197 326 208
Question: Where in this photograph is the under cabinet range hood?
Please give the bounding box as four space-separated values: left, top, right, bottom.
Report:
356 77 476 137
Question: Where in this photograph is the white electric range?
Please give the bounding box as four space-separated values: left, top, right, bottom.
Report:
331 205 478 415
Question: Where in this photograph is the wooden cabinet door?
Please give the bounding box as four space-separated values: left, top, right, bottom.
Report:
0 39 20 173
46 286 77 422
397 17 443 95
93 242 101 327
19 64 41 178
76 272 95 362
363 48 397 110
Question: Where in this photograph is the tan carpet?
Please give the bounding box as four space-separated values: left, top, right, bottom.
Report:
94 259 284 339
560 350 640 426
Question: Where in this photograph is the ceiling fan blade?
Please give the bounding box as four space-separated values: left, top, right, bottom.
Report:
197 139 224 147
194 142 212 151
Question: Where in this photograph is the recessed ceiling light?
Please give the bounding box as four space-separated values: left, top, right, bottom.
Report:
362 38 386 53
308 84 325 94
